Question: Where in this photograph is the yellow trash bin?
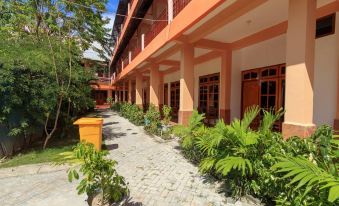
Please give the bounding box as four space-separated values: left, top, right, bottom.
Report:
73 118 103 151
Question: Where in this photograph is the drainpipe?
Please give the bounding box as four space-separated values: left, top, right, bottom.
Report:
168 0 173 23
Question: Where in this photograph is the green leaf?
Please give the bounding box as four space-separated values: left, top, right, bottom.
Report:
68 170 73 182
73 170 79 180
328 185 339 202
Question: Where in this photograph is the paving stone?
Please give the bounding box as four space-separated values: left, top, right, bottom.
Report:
0 110 261 206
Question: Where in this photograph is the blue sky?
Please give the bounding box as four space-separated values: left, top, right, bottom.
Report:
106 0 119 14
83 0 119 61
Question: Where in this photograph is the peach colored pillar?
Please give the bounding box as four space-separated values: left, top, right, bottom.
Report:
135 73 143 108
334 20 339 131
107 90 112 104
150 65 160 107
114 90 118 103
123 82 127 102
128 79 132 103
282 0 316 138
179 43 194 125
159 73 164 109
219 50 232 124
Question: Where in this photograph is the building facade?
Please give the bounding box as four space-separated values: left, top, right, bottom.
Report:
82 58 114 107
109 0 339 138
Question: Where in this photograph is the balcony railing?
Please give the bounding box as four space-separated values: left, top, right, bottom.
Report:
173 0 191 18
113 0 193 79
144 7 168 47
132 45 141 60
97 77 111 84
122 56 129 68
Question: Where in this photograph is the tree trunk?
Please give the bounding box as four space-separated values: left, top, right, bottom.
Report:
43 95 63 149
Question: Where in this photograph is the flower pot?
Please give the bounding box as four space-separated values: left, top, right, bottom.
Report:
87 191 128 206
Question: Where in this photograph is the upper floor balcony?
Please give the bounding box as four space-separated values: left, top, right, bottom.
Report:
110 0 192 79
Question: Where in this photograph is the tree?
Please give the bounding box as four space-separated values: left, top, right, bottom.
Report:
0 0 110 149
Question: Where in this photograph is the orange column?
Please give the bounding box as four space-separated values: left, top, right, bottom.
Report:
150 65 160 107
179 43 194 125
334 22 339 131
107 90 112 99
219 50 232 124
135 73 143 108
159 73 164 109
123 81 127 102
128 79 132 103
282 0 316 138
114 90 118 102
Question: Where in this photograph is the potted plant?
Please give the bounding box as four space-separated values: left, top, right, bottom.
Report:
58 143 129 206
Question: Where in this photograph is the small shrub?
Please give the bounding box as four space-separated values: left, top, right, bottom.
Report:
111 102 122 112
118 102 144 126
174 107 339 205
106 97 113 105
173 110 207 163
144 104 161 135
59 143 129 204
162 105 172 126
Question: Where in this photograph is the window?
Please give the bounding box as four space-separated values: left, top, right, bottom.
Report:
170 81 180 120
164 83 168 105
198 73 220 125
316 13 336 38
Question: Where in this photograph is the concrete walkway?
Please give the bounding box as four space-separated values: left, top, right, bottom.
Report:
0 110 259 206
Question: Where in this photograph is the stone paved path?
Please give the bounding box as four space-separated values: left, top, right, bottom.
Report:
103 111 227 206
0 164 86 206
0 110 259 206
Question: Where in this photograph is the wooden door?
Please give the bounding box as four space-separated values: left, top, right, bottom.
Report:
170 81 180 120
242 80 259 116
164 83 168 105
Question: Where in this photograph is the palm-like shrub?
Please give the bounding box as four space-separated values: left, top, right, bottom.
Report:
272 126 339 204
196 106 285 197
172 110 207 163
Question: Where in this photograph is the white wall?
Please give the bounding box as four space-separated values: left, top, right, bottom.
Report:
313 13 338 126
164 71 180 83
230 34 286 120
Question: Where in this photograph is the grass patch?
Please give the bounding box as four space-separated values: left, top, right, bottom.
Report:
0 144 76 169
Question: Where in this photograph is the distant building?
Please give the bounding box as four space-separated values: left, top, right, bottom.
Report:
109 0 339 138
82 58 114 107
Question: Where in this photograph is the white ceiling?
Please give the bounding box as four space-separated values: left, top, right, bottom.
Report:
159 65 172 71
205 0 288 43
195 48 211 57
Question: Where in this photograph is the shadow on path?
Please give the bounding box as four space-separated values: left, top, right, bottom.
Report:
103 122 119 126
103 143 119 151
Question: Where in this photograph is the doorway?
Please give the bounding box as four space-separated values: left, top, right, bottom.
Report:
241 64 285 130
170 81 180 121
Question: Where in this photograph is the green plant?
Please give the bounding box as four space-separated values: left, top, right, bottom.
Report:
118 102 144 126
59 143 128 205
173 110 207 163
194 106 288 199
144 104 161 135
162 105 172 126
106 97 113 105
111 102 122 112
272 126 339 205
